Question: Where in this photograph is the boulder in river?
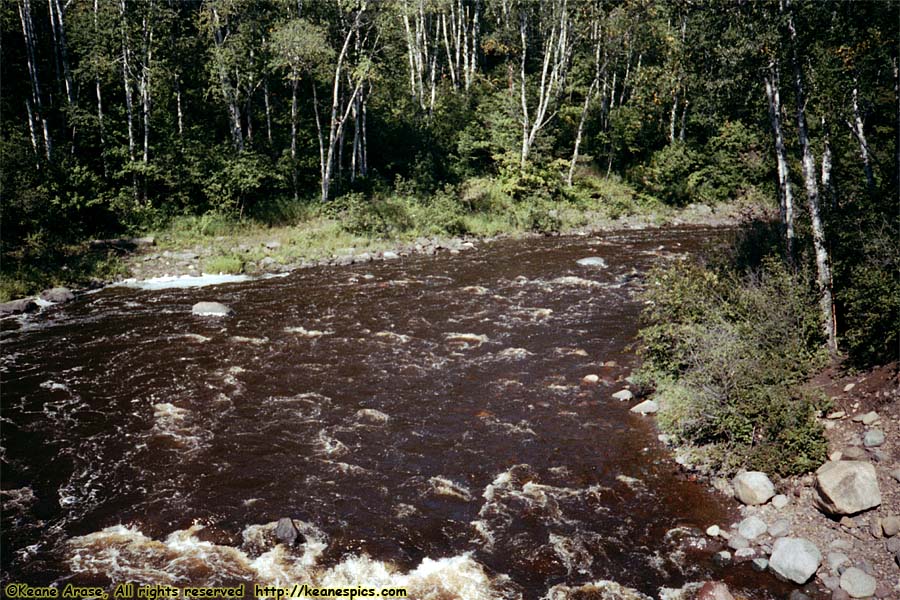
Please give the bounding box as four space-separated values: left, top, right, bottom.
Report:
191 301 233 317
768 537 821 584
576 256 608 268
732 471 776 505
40 287 74 303
0 298 38 316
274 517 303 546
612 389 634 401
815 461 881 516
629 400 658 415
697 581 734 600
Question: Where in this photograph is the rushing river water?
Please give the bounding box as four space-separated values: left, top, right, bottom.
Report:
1 227 795 599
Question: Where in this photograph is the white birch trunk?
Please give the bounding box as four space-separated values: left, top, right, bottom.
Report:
764 65 795 257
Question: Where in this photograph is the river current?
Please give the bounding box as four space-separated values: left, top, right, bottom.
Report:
1 227 792 598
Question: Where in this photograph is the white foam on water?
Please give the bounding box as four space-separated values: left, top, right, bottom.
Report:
40 380 70 391
113 274 251 290
314 429 349 457
230 336 268 345
151 403 208 452
374 331 411 344
428 476 473 502
178 333 211 343
444 333 489 348
496 347 533 361
67 523 508 599
548 534 593 576
461 286 489 295
550 276 602 288
285 327 333 338
353 408 390 425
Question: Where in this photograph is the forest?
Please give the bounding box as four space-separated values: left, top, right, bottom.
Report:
1 0 897 374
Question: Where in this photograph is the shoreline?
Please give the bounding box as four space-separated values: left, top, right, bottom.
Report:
0 201 764 315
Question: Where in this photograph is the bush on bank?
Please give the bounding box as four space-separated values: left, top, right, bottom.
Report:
634 256 830 476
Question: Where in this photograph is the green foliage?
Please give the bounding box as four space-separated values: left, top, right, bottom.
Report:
339 193 414 237
636 255 829 476
203 255 244 275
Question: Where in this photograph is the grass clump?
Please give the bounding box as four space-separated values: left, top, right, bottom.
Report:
634 255 829 476
202 255 244 274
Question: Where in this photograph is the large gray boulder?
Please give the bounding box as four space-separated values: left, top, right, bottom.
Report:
732 471 776 505
40 287 74 303
0 298 38 316
191 301 233 317
274 517 302 546
768 537 821 584
630 400 658 415
815 461 881 515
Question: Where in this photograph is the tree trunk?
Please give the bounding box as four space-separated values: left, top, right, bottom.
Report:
764 65 795 258
291 73 298 200
120 0 136 164
264 79 272 145
210 4 243 152
820 116 835 209
49 0 75 108
849 82 875 194
141 3 153 165
19 0 51 160
175 78 184 136
93 0 107 174
787 1 836 353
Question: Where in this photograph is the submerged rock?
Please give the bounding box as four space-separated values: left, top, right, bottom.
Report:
732 471 775 505
768 537 821 584
191 301 233 317
815 461 881 515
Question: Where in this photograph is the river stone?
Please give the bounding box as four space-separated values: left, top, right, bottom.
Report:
733 471 776 505
630 400 658 415
881 516 900 537
191 301 233 317
697 581 734 600
751 558 768 572
839 567 876 598
582 374 600 385
826 551 850 572
863 430 885 447
841 446 867 460
706 525 721 537
737 516 767 540
887 537 900 552
772 494 790 509
769 537 822 584
576 256 608 268
768 518 791 538
727 534 749 550
40 287 74 303
860 412 880 426
382 251 400 260
815 461 881 515
274 517 302 546
712 550 731 567
0 298 38 315
612 389 634 401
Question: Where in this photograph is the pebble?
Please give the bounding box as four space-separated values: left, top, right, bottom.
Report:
581 374 600 384
860 412 880 426
382 251 400 260
886 537 900 552
629 399 658 414
772 494 790 509
706 525 721 537
843 383 856 392
841 446 866 460
891 468 900 483
827 411 846 419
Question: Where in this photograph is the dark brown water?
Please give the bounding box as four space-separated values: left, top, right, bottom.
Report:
1 227 794 598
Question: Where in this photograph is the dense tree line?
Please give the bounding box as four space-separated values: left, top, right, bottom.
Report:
1 0 897 364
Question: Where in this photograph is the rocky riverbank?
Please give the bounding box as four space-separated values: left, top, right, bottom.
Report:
623 362 899 599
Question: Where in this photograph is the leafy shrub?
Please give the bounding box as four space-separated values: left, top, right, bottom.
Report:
632 142 701 206
636 256 828 476
340 193 413 237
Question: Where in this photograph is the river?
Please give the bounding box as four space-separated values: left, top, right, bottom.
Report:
1 226 793 599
